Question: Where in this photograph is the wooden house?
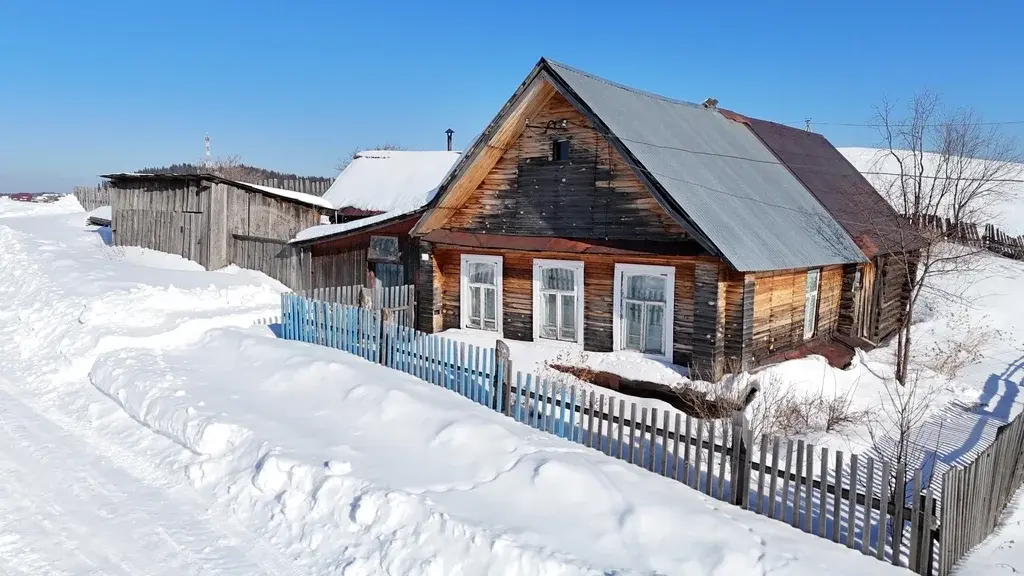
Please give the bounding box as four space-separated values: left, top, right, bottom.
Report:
723 113 923 347
290 150 460 290
410 58 871 380
103 173 331 287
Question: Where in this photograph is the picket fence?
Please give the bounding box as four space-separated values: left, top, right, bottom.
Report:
277 292 1024 576
296 284 416 326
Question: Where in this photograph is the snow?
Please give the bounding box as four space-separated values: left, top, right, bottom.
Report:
88 204 112 220
0 185 912 574
322 150 460 213
292 207 419 243
242 181 334 210
840 147 1024 236
957 489 1024 575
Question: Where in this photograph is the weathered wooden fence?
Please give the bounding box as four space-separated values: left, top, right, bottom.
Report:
73 184 111 211
277 292 956 574
251 178 332 196
939 409 1024 574
911 213 1024 260
296 284 415 326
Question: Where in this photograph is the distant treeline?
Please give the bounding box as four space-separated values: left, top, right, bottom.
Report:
137 163 331 182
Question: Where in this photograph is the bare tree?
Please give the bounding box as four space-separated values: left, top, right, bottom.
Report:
201 154 265 183
334 143 406 172
864 91 1022 385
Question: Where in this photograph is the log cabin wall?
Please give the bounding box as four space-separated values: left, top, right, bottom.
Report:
443 92 690 242
432 246 705 366
872 251 918 342
720 269 755 374
750 265 844 362
306 217 419 290
836 263 859 336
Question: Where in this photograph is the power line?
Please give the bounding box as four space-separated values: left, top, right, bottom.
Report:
785 120 1024 128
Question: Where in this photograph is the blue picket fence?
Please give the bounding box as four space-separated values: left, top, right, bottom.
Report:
279 293 612 443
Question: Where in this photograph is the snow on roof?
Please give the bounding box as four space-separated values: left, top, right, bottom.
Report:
238 181 334 210
322 150 460 213
291 207 420 243
87 205 112 221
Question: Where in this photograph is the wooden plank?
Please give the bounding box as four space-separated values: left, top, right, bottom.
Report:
878 459 891 561
605 397 615 454
693 420 704 491
671 412 681 479
756 435 768 515
588 391 597 449
768 437 781 519
833 451 844 543
638 407 649 467
628 403 637 464
682 415 693 485
781 440 794 524
804 443 814 532
908 468 923 573
793 440 805 529
660 410 670 476
892 461 906 566
618 399 626 461
705 421 716 496
647 408 658 472
716 422 728 498
863 457 876 554
847 453 859 548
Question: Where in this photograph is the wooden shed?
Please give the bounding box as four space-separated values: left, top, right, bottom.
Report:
412 58 870 380
103 173 331 287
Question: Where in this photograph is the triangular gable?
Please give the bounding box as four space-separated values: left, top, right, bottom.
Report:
416 58 865 272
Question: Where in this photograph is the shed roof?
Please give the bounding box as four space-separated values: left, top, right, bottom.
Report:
723 113 923 257
543 59 865 271
322 151 461 214
101 173 333 210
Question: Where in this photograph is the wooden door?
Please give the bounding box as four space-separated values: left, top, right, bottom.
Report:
853 261 878 340
181 212 204 264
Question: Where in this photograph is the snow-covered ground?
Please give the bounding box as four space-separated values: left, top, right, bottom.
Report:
0 199 915 573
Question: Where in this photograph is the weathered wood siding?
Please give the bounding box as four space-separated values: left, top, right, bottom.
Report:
720 269 755 373
750 265 843 361
873 253 918 342
443 92 689 242
306 217 419 290
111 179 211 267
231 237 309 289
432 246 702 366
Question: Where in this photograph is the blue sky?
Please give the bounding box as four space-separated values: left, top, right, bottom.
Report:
1 0 1021 192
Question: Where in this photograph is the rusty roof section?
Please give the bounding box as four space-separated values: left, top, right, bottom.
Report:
720 111 924 257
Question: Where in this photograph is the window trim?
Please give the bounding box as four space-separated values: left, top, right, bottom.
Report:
532 259 585 346
803 268 821 340
460 254 503 334
612 263 675 362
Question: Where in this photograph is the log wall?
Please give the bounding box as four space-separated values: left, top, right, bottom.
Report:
750 265 843 362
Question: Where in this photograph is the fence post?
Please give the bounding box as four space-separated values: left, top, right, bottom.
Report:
730 412 750 507
496 340 512 415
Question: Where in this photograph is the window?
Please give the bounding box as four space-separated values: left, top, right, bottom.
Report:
803 268 821 340
532 259 584 345
460 254 502 333
552 139 569 161
612 264 675 362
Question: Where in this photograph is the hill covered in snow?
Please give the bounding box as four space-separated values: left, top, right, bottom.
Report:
840 147 1024 236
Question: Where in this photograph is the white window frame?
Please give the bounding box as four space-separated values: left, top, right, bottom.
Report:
803 268 821 340
612 263 675 362
532 259 585 346
460 254 503 334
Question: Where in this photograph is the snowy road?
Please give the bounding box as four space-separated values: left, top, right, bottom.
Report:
0 383 288 576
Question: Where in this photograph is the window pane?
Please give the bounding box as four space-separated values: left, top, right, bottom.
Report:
626 275 666 302
469 262 495 285
542 267 575 291
483 287 496 322
624 301 644 351
645 304 665 355
540 293 558 339
469 286 481 328
806 269 820 292
560 294 576 341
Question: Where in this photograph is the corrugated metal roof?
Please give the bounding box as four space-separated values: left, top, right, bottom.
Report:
545 59 866 271
731 114 926 257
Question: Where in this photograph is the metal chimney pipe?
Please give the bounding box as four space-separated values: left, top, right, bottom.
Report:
445 128 454 152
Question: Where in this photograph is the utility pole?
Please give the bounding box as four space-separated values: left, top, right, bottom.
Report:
205 134 212 168
804 118 812 132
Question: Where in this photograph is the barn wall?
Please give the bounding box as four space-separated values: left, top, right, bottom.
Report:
443 92 690 242
432 245 704 367
110 178 211 267
221 184 321 286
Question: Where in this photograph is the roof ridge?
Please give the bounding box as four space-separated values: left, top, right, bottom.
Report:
543 57 704 110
